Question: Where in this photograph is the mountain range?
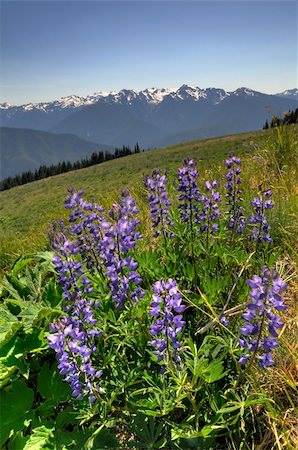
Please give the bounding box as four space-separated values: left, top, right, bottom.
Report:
0 85 297 178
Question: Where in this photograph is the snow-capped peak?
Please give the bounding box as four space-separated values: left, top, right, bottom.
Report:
231 87 260 97
276 88 298 99
141 87 177 104
0 102 11 110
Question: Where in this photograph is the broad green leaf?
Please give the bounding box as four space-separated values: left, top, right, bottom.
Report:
8 431 30 449
0 379 34 447
0 305 21 346
11 256 35 276
202 361 226 383
23 426 54 450
37 362 71 402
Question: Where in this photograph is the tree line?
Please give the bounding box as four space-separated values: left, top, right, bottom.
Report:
263 107 298 129
0 143 142 191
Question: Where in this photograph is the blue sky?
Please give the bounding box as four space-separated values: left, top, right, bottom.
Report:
0 0 297 104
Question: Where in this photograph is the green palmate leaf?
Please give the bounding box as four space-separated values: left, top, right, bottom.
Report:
18 303 44 330
1 276 25 302
37 362 71 402
0 362 18 388
202 360 227 383
42 279 62 308
0 379 34 447
128 414 167 449
22 426 55 450
0 304 21 347
11 256 35 277
84 428 120 450
171 425 217 449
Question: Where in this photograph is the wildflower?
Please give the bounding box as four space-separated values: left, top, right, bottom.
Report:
249 185 273 243
177 158 200 225
149 278 186 370
49 229 102 402
48 301 102 403
238 267 287 369
64 188 106 272
145 169 174 239
197 180 221 234
225 156 246 233
102 189 144 307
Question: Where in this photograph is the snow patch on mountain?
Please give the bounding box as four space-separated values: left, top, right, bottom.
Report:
1 85 296 113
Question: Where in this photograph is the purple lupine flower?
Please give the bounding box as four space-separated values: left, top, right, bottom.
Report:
224 156 246 233
145 169 174 240
197 180 221 234
249 185 274 243
49 227 102 402
102 189 144 308
177 158 200 225
48 304 103 403
238 267 287 369
220 315 230 326
149 278 186 370
64 188 106 272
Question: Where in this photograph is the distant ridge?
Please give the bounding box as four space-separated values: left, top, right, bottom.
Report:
0 127 113 179
1 85 297 148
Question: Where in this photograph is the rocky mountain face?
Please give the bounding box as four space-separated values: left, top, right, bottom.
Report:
1 85 297 149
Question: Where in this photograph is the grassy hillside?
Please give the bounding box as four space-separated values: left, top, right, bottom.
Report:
0 125 297 449
0 127 297 274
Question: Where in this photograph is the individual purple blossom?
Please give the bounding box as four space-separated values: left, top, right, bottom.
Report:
238 267 287 369
249 185 273 243
224 156 246 233
197 180 221 234
102 189 144 308
220 316 230 326
177 158 200 226
145 169 174 240
149 278 186 370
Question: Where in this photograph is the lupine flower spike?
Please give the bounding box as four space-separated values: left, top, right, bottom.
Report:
238 267 287 369
225 156 246 233
198 180 221 234
177 158 200 226
49 228 102 403
102 189 144 308
249 185 273 243
145 169 174 240
149 278 186 371
64 188 106 272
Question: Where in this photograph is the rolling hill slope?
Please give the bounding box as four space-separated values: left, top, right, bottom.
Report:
0 128 278 271
0 127 113 179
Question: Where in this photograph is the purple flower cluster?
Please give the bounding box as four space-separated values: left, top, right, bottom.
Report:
48 188 144 400
48 302 102 403
239 267 287 369
177 158 200 225
145 169 174 239
249 185 273 243
149 278 186 369
102 189 144 308
49 231 102 402
197 181 221 233
64 188 105 272
225 156 246 233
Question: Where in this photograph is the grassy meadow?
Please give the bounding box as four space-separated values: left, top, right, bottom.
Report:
0 125 297 449
1 127 296 273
